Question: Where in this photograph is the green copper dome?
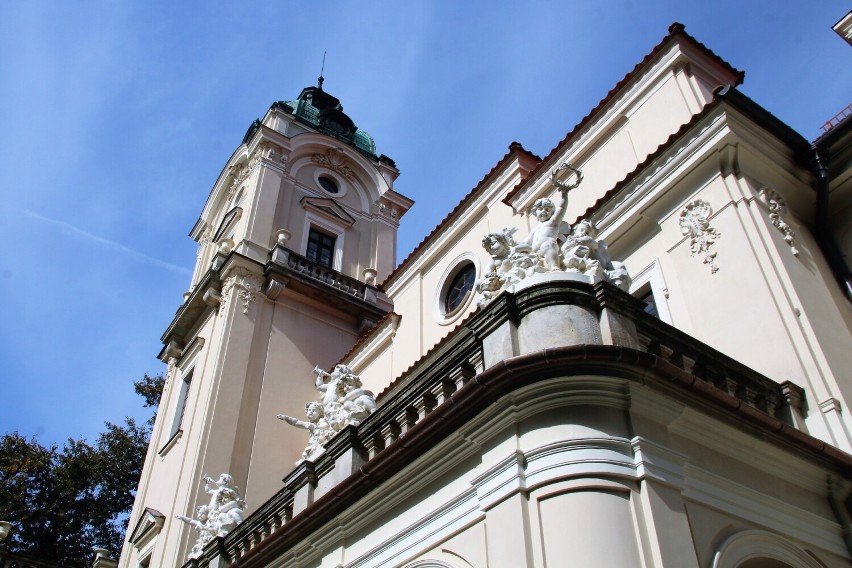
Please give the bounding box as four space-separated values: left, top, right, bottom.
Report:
272 85 377 158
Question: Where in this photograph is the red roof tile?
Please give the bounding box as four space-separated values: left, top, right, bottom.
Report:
502 22 744 206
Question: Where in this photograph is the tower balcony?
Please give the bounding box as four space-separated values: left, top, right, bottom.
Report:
264 243 390 336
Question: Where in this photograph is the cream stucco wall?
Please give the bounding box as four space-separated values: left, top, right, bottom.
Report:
266 378 849 568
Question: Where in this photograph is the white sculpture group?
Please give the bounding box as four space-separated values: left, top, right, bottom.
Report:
476 164 630 306
175 473 246 559
278 364 377 463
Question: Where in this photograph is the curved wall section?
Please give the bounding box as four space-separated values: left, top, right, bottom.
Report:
537 488 642 566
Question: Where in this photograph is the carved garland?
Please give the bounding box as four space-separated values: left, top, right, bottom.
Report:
219 269 265 316
760 188 799 256
311 148 356 180
679 199 720 273
225 151 263 202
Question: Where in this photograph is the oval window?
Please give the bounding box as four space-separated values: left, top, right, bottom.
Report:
444 263 476 315
318 175 339 194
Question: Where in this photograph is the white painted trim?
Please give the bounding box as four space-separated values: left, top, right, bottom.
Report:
345 487 482 568
684 467 847 558
630 258 673 324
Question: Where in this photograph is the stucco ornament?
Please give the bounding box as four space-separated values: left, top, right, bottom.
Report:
311 148 356 180
219 269 265 315
679 199 720 273
278 364 377 463
475 164 631 306
175 473 246 559
226 151 262 200
761 188 799 256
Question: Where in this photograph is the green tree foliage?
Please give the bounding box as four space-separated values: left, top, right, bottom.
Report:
133 373 166 417
0 373 164 566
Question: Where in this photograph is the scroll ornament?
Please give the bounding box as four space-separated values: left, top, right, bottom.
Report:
762 189 799 256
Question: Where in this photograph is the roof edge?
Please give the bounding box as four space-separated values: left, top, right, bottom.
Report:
380 142 540 290
502 22 745 206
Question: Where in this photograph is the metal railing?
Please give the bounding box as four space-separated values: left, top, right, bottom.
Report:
820 102 852 133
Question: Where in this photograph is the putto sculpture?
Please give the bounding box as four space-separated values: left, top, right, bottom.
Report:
278 364 377 463
175 473 246 559
476 164 631 306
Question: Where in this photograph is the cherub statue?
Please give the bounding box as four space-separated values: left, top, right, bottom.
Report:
278 401 334 462
176 473 246 560
202 473 239 511
314 364 351 415
279 365 377 462
475 271 506 307
339 372 377 425
175 504 211 536
176 505 214 559
482 229 517 275
561 219 604 279
516 163 583 271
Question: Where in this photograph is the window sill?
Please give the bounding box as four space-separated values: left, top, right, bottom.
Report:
158 429 183 457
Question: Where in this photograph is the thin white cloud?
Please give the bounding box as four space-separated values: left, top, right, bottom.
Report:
23 209 191 276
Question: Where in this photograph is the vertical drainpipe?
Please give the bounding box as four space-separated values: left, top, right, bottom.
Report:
811 143 852 300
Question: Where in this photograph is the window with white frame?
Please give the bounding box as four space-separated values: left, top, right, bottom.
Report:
306 227 336 268
169 369 193 440
434 252 480 325
629 259 672 323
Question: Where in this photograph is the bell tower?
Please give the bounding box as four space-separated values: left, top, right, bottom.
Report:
120 82 412 567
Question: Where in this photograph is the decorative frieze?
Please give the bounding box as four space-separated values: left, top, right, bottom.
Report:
259 140 288 168
311 148 356 180
197 227 212 251
679 199 720 273
760 188 799 256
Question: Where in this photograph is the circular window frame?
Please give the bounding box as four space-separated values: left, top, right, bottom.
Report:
313 169 348 198
434 253 479 326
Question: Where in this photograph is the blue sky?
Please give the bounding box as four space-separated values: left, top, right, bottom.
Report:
1 2 849 446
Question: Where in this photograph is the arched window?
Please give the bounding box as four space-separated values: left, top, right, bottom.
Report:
711 530 825 568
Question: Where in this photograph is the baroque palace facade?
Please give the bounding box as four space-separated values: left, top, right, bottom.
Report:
119 24 852 568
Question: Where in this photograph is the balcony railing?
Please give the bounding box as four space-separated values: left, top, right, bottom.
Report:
267 245 377 306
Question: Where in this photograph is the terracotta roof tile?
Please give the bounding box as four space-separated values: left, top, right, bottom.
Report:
571 96 721 225
502 22 744 206
380 142 540 289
